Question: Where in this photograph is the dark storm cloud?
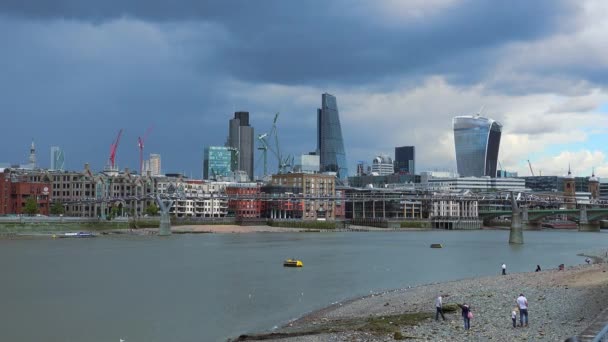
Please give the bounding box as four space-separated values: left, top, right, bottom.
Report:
1 0 577 86
0 0 593 175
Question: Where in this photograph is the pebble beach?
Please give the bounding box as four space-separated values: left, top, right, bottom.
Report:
234 251 608 341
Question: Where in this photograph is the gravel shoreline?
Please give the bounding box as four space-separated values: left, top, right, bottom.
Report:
234 254 608 342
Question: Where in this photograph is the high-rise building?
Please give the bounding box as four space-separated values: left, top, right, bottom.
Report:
149 154 161 176
453 115 502 177
203 146 237 180
293 154 320 174
371 154 394 176
50 146 65 171
394 146 415 174
317 93 348 180
28 140 36 169
227 111 254 181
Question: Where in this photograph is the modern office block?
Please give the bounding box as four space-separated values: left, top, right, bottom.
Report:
317 93 348 180
294 154 320 174
227 111 254 181
371 154 394 176
394 146 415 174
453 115 502 177
204 146 236 180
50 146 65 171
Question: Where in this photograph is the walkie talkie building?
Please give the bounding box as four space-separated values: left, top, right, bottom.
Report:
453 115 502 177
317 93 348 180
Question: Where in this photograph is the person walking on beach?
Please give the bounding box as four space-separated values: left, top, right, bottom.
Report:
459 303 471 330
502 263 507 275
517 293 528 327
435 295 446 321
535 265 541 272
511 308 518 328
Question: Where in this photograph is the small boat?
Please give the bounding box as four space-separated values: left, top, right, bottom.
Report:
283 259 303 267
430 243 443 248
61 232 96 238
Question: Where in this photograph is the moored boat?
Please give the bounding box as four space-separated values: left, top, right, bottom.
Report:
283 259 303 267
430 243 443 248
61 232 96 238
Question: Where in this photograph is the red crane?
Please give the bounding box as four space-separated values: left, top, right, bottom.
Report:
138 126 153 175
108 129 123 170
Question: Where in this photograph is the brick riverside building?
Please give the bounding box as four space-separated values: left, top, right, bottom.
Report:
0 171 10 214
226 183 261 218
271 173 336 220
0 169 51 215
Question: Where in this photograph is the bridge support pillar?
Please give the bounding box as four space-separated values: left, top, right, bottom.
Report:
578 206 600 232
159 212 171 236
509 213 524 244
579 222 600 232
156 195 173 236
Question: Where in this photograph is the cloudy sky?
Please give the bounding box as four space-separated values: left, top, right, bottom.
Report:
1 0 608 179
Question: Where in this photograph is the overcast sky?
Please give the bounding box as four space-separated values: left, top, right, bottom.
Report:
1 0 608 178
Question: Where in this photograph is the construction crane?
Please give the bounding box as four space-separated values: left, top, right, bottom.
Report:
137 126 153 175
257 133 269 177
527 159 535 177
108 129 123 170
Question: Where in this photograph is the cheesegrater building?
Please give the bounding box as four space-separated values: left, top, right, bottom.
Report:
453 115 502 177
317 93 348 180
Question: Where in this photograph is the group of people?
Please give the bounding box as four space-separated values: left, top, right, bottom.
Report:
435 293 529 330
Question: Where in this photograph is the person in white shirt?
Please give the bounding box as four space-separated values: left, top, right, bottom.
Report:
435 295 445 321
502 263 507 275
511 308 517 328
517 293 528 326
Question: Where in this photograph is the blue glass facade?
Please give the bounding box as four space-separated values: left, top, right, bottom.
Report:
317 93 348 180
453 116 502 177
203 146 236 180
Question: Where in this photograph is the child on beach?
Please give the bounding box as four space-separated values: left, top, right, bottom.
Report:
511 308 518 328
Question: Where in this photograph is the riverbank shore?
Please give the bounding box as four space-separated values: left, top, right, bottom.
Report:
233 258 608 341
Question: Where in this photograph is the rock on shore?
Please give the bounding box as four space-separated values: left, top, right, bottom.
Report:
234 262 608 342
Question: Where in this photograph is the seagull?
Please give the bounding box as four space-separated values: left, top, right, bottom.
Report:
120 339 125 342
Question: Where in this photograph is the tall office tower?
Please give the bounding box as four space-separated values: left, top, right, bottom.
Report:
227 111 254 181
317 93 348 180
29 140 36 169
394 146 415 174
50 146 65 171
203 146 237 180
149 154 161 176
453 115 502 177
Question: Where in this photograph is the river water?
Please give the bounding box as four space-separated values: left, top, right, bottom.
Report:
1 230 606 342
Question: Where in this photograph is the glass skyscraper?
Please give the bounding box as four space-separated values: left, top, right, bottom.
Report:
317 93 348 180
50 146 65 171
203 146 236 180
453 115 502 177
394 146 415 174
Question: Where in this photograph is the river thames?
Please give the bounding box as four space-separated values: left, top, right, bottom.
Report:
1 229 606 342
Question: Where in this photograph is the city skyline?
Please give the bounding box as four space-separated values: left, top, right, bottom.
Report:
1 1 608 178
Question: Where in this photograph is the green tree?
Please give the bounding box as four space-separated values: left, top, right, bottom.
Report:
145 203 159 216
50 202 65 215
23 197 39 216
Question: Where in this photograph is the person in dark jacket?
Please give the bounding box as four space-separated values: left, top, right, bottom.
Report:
459 303 471 330
535 265 541 272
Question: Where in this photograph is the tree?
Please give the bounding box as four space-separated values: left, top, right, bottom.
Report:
23 197 39 216
50 202 65 215
145 203 159 216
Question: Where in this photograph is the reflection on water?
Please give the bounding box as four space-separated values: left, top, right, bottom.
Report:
0 230 606 342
